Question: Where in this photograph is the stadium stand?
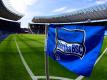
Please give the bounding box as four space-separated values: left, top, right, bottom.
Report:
29 20 107 34
0 18 21 42
0 0 23 42
29 19 107 34
21 28 30 33
30 3 107 34
0 18 21 33
32 3 107 23
29 23 45 34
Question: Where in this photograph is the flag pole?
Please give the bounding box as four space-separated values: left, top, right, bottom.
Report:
44 23 50 80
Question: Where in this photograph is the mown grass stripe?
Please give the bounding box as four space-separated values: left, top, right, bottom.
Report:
15 38 37 80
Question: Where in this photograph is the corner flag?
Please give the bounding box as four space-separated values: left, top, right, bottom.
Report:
46 24 105 76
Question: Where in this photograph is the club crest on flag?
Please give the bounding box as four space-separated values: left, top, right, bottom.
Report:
47 25 105 76
54 28 86 60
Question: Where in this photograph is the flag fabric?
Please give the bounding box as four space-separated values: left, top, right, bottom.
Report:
46 24 105 76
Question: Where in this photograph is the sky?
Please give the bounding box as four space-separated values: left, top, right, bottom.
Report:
9 0 107 28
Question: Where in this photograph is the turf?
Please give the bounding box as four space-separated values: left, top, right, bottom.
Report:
0 35 31 80
0 34 107 80
16 34 77 79
83 36 107 80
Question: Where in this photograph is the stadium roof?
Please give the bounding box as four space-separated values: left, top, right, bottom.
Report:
32 3 107 23
0 0 23 21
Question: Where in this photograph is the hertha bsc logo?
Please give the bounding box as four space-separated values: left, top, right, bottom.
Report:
54 28 86 60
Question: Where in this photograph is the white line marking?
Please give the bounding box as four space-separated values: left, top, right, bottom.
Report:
75 76 84 80
75 48 107 80
95 48 107 65
15 35 107 80
15 38 37 80
15 37 75 80
34 76 73 80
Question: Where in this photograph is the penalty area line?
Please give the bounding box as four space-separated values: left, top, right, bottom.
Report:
14 38 37 80
75 48 107 80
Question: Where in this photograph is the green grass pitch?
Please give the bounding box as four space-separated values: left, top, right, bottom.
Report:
0 34 107 80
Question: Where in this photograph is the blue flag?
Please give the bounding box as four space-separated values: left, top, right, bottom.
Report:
46 24 105 76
